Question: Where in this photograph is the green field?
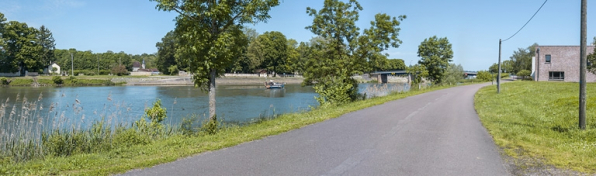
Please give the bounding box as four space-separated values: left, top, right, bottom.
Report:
475 81 596 173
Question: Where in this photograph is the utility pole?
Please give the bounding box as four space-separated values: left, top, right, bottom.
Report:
497 39 502 94
71 53 74 76
97 56 99 75
579 0 587 130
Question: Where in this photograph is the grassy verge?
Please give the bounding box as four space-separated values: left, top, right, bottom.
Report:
475 81 596 173
1 83 473 175
0 76 124 86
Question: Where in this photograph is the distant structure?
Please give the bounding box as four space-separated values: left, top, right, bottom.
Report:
45 62 60 75
132 61 141 72
464 71 477 79
534 45 596 82
131 59 159 76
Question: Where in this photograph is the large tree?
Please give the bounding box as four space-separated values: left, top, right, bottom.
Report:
489 63 498 74
385 58 406 70
304 0 405 105
0 12 6 68
156 31 178 75
258 31 287 76
229 27 259 73
285 38 299 74
443 63 464 85
293 41 311 74
417 36 453 84
587 46 596 74
152 0 280 121
2 21 42 73
38 25 55 66
508 43 537 74
246 35 265 72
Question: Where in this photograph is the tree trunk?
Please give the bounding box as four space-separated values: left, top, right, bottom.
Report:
208 68 216 120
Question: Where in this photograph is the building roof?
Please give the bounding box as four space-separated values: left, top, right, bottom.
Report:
132 61 141 68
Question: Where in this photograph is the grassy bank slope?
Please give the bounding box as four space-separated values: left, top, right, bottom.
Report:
475 81 596 173
2 84 465 175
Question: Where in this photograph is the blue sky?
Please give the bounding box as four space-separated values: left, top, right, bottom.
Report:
1 0 595 71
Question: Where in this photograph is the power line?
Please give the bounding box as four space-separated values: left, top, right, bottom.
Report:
502 0 548 42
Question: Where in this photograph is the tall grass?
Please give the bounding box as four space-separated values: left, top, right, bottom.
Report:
0 92 175 164
475 81 596 173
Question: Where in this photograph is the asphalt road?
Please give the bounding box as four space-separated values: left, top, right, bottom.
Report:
123 83 509 176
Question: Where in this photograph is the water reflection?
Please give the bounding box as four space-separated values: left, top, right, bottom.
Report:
0 83 409 132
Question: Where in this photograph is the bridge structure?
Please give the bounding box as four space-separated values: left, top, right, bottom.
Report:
370 70 409 83
370 70 479 83
464 71 478 79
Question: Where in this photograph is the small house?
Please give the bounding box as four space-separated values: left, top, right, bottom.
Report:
44 62 60 75
132 61 142 72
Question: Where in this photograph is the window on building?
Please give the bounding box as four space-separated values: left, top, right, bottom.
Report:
545 55 551 63
549 71 564 81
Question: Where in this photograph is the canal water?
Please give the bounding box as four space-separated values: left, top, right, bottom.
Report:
0 83 408 131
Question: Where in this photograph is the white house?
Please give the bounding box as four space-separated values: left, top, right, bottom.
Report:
45 62 60 75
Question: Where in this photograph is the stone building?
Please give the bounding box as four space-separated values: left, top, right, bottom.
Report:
534 45 596 82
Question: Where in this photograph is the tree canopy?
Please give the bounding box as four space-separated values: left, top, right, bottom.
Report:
257 31 287 76
2 21 43 73
508 43 537 74
443 63 464 85
304 0 405 105
417 36 453 84
152 0 280 121
156 31 179 75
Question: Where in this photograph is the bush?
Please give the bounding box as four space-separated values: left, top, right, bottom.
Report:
145 99 167 126
52 76 63 85
113 128 150 148
202 115 219 135
0 77 9 85
313 76 358 106
517 70 531 80
67 76 77 84
99 70 111 75
111 65 129 76
476 71 493 82
136 99 168 137
500 73 510 78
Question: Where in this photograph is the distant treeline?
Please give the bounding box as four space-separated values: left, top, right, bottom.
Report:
155 28 406 76
0 12 157 75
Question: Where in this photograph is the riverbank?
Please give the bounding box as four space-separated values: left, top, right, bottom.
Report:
0 82 467 175
1 75 305 86
115 76 305 86
1 76 123 86
475 81 596 174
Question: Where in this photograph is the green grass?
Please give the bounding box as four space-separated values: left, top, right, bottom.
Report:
475 81 596 173
0 83 470 175
0 76 123 86
5 78 33 86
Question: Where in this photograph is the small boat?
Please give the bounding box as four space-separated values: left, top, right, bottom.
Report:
265 80 285 89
